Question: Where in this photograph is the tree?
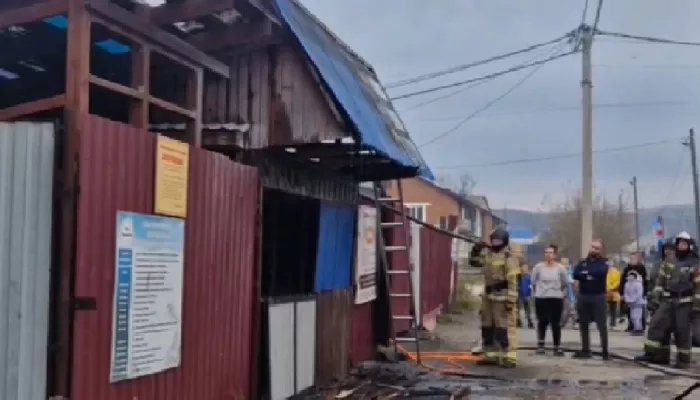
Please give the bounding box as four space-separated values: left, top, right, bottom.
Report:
436 173 477 196
540 191 634 259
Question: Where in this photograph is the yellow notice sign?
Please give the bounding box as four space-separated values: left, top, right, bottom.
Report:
154 135 189 218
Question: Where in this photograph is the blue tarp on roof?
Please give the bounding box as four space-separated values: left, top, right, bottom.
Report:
274 0 434 180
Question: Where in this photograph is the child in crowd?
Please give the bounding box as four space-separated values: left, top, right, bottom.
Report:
623 271 645 335
517 264 534 328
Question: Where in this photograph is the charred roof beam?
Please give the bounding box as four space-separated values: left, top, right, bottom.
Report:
188 18 284 53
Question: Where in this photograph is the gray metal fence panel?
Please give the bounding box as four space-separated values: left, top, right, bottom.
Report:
268 302 295 400
295 299 316 392
0 122 55 400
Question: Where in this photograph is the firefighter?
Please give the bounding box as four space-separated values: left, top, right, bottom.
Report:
470 228 519 368
635 231 700 368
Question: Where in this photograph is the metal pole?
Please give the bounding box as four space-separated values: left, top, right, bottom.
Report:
580 25 594 258
630 177 640 252
686 128 700 238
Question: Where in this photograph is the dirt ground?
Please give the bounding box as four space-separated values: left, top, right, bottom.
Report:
301 309 700 399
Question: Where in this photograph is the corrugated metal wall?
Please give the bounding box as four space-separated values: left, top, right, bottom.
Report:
419 227 454 316
315 288 351 385
0 122 54 400
211 45 346 148
71 115 259 400
315 204 356 292
349 301 375 366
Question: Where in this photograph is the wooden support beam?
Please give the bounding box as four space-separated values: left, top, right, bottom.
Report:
0 0 69 29
242 0 281 26
187 67 204 146
86 0 230 78
129 44 151 128
0 94 66 121
54 0 90 397
189 19 283 53
89 75 197 119
149 0 237 25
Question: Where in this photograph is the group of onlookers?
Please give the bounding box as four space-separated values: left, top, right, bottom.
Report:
515 241 649 359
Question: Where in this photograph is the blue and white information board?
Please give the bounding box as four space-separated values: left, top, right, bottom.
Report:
110 211 185 382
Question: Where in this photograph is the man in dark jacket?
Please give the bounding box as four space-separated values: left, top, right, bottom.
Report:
572 239 610 360
620 252 648 331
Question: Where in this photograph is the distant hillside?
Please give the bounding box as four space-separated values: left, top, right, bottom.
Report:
493 205 698 238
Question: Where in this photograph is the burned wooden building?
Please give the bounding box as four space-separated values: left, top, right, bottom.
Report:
0 0 432 398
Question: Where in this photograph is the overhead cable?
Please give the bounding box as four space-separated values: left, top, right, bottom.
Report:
592 0 604 32
656 147 689 218
417 45 574 148
432 138 681 170
412 99 700 122
595 30 700 47
398 41 566 112
579 0 590 26
390 50 577 102
385 34 572 90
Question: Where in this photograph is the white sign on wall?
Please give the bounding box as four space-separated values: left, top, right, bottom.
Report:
354 205 377 304
110 211 185 382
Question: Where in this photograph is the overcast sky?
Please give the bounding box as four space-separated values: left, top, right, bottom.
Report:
299 0 700 211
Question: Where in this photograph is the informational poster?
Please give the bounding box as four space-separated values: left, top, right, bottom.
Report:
354 205 377 304
154 135 189 218
110 211 185 383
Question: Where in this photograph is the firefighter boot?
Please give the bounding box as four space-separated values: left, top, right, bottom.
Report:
675 351 691 369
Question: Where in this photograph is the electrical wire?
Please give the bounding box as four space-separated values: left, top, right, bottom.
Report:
655 147 688 218
416 45 576 149
595 29 700 47
579 0 589 26
398 40 569 112
390 50 577 102
432 138 680 170
592 0 604 32
384 34 571 89
411 99 700 122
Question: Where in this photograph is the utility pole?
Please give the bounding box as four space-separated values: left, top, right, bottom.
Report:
580 25 594 258
618 190 624 260
630 177 640 252
683 128 700 237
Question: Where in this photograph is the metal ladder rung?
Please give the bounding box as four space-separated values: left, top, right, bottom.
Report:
392 315 413 320
387 270 409 275
380 222 403 228
386 245 407 251
395 337 418 342
390 293 411 297
378 197 400 203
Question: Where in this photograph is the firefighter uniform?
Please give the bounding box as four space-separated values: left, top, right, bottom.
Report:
471 229 519 368
637 232 700 368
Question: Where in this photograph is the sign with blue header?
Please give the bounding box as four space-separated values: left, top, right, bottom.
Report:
110 211 185 382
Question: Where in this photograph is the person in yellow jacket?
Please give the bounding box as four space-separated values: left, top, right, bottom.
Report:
606 261 622 329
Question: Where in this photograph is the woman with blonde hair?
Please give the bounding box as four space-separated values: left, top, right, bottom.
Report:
606 260 621 329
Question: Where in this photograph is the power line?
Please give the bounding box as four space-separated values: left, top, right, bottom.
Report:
580 0 590 26
592 0 604 32
390 50 577 102
384 34 571 89
432 138 680 170
595 29 700 47
397 42 566 112
407 99 700 122
657 147 688 219
418 46 572 149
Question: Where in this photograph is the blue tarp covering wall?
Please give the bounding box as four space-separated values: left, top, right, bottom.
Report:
314 204 356 292
274 0 434 180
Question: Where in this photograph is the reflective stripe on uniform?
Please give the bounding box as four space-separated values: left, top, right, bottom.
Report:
487 294 508 301
677 348 693 354
694 276 700 283
504 350 517 362
645 339 669 348
653 287 663 293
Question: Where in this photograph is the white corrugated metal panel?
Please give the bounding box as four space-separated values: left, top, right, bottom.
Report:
268 303 295 400
0 122 55 400
409 223 421 326
295 299 316 392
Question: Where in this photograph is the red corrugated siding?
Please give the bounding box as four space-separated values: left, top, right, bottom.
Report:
72 115 259 400
349 301 375 366
419 227 453 316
